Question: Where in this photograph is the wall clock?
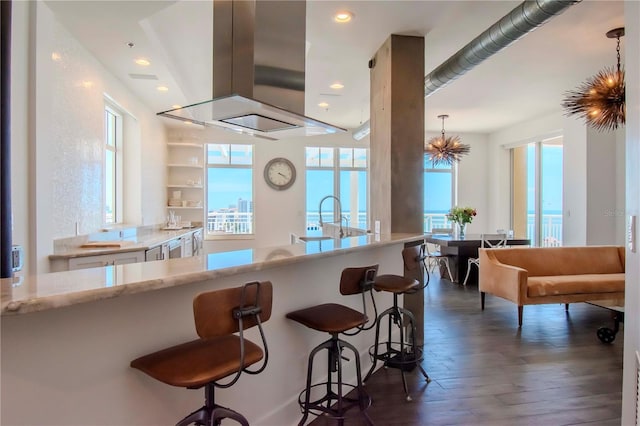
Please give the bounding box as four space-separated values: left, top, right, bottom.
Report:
264 157 296 191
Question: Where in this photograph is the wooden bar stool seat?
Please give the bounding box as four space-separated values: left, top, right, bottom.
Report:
286 265 378 426
131 281 272 426
364 245 431 401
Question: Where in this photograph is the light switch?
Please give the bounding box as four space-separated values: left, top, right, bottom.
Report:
628 215 636 253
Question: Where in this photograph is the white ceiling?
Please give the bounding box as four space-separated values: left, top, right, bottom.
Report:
45 0 625 134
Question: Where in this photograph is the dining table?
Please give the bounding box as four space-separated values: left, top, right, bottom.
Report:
424 233 531 285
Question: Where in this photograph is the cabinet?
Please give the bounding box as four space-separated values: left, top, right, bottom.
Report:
68 251 145 270
167 141 205 225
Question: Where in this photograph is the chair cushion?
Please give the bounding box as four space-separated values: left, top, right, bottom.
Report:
130 335 263 388
286 303 367 333
373 274 419 293
527 274 625 297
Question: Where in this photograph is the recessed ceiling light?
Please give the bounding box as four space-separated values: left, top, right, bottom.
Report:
51 52 62 62
81 80 94 88
157 85 169 92
334 11 353 23
171 104 182 109
135 58 151 66
318 102 329 108
330 82 344 90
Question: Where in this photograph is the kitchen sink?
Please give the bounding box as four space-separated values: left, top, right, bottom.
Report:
297 236 334 242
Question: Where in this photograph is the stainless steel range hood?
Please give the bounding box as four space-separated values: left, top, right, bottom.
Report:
158 0 345 140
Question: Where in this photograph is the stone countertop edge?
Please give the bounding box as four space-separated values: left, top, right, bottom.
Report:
2 233 424 316
49 227 203 259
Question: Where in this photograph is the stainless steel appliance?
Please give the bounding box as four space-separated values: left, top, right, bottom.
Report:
145 246 162 261
168 238 182 259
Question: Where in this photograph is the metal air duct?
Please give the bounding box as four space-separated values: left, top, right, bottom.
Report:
353 0 581 140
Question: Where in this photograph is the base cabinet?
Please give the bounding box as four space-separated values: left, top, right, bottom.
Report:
68 251 145 270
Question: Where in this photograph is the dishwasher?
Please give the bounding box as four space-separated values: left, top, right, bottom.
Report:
168 238 182 259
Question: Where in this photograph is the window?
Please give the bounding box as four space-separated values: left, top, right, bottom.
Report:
306 147 368 231
511 138 563 246
104 104 123 224
206 144 253 236
423 156 455 232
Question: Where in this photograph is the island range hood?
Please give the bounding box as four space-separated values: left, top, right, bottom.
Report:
158 0 345 140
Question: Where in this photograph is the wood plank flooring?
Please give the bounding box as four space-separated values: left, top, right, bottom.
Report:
308 273 623 425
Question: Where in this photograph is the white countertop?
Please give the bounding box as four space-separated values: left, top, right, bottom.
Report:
2 233 424 315
49 227 203 259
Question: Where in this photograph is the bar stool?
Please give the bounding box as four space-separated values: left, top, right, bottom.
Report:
130 281 272 426
364 244 431 401
286 265 378 426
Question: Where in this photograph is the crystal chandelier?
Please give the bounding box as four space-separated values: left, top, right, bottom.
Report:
425 114 470 166
561 27 625 132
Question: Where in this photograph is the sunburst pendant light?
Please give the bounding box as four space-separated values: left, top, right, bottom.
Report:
561 27 625 132
425 114 470 166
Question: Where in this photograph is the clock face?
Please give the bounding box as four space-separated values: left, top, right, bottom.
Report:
264 158 296 190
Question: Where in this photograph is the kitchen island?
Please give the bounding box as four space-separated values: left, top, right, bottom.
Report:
1 233 423 425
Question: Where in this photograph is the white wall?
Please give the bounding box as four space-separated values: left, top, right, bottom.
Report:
622 1 640 422
14 2 167 272
562 117 588 245
486 110 625 247
586 127 624 245
10 2 31 275
424 132 491 235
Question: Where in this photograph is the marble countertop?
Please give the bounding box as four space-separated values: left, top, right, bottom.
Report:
49 227 203 259
2 233 424 316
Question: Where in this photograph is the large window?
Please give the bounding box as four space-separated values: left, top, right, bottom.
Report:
423 156 455 232
206 144 253 236
306 147 368 231
104 104 123 224
512 138 563 246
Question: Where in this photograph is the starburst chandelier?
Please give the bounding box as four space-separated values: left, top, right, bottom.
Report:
425 114 470 166
561 27 625 132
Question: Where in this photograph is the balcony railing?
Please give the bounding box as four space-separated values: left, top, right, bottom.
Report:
207 211 253 235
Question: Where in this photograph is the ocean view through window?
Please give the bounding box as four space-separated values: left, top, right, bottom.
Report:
206 144 253 236
306 147 368 232
424 155 455 232
512 139 563 246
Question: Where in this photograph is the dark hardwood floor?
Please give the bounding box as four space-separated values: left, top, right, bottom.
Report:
309 273 623 426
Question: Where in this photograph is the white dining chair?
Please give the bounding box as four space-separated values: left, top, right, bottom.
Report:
425 228 454 281
462 233 508 286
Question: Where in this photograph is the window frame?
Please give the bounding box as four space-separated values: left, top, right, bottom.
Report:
104 103 123 225
205 143 255 239
305 147 369 231
423 156 457 232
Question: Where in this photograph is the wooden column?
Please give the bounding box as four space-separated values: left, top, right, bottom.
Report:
370 35 425 343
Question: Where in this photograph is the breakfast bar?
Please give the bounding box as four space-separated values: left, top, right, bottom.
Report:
1 233 423 425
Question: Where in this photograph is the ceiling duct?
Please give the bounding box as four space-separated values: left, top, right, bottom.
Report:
158 0 345 140
353 0 580 141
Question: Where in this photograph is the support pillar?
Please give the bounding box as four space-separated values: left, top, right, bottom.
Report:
369 34 425 343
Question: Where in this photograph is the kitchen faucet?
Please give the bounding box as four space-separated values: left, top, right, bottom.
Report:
318 195 344 238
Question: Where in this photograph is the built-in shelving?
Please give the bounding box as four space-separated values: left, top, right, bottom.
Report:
167 134 205 224
167 184 204 189
166 206 203 210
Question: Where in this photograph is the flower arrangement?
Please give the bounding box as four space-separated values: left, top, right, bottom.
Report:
447 206 477 226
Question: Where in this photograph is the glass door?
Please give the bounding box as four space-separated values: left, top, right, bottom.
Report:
512 137 563 246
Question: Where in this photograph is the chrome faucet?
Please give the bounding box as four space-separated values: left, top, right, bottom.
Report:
318 195 344 238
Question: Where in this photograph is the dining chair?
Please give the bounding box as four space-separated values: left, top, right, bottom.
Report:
425 228 454 281
462 233 508 286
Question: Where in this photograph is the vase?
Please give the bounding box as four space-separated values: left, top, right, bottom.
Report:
458 223 466 238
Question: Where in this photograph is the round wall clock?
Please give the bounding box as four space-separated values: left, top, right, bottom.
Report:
264 157 296 190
